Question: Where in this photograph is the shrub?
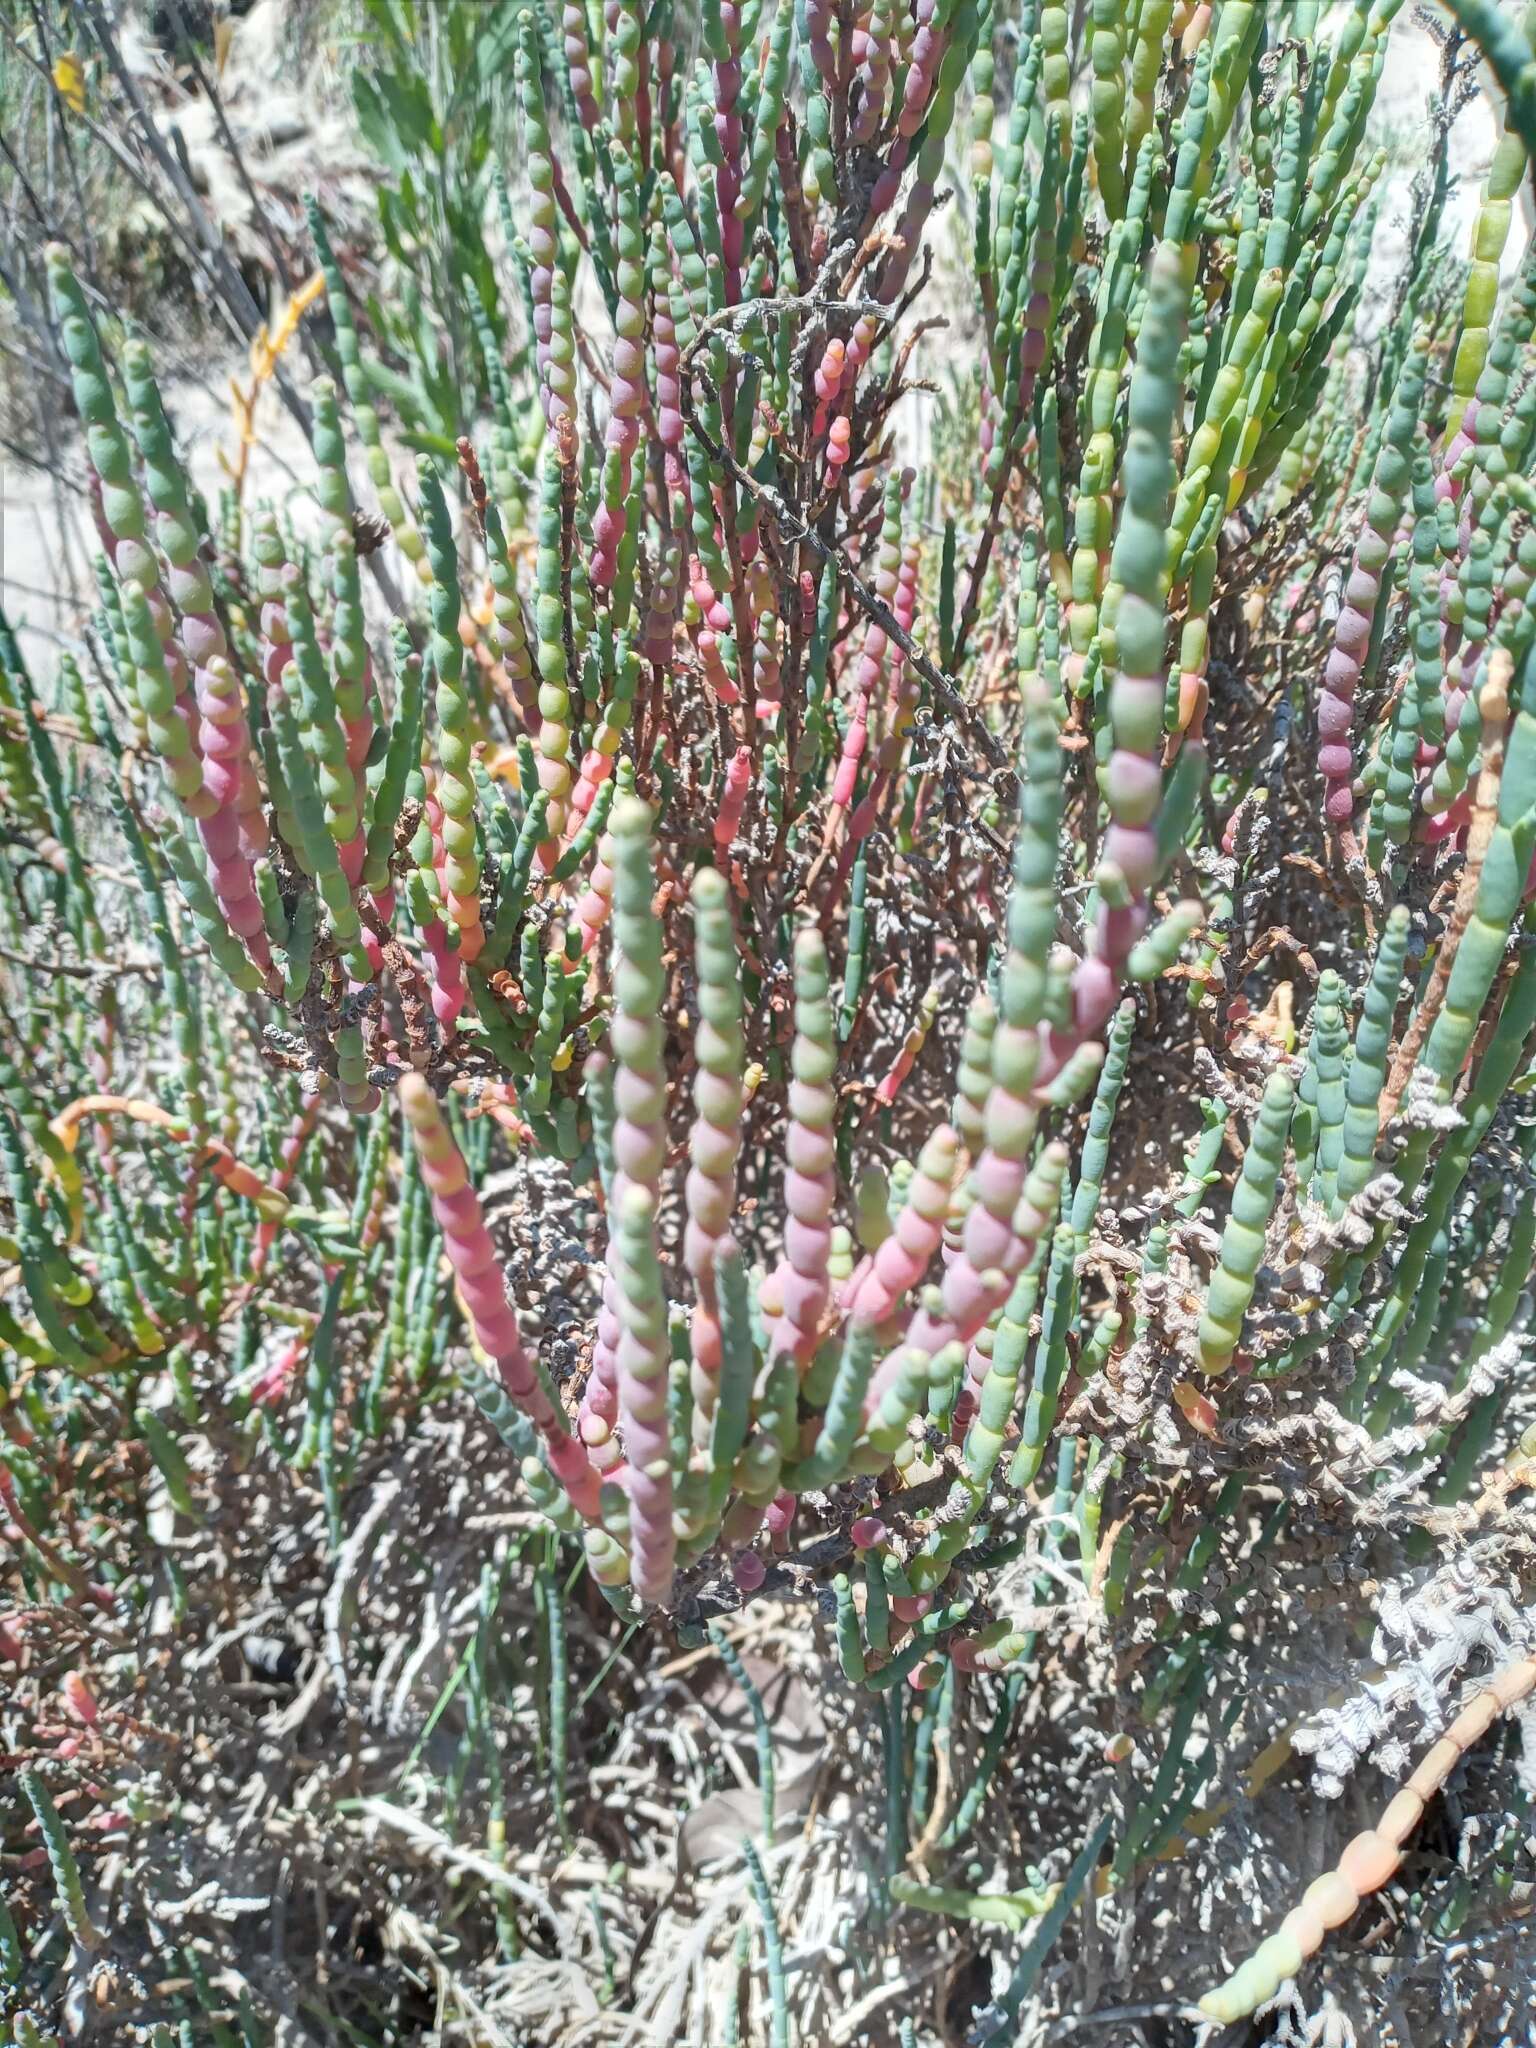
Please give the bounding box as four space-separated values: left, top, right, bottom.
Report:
3 0 1536 2039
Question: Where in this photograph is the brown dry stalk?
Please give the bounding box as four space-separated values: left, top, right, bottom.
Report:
1379 653 1510 1126
455 434 489 541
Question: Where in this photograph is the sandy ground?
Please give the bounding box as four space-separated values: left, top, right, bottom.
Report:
1 8 1531 681
0 0 359 668
2 353 319 661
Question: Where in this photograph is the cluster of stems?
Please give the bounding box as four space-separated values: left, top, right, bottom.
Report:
7 0 1536 2026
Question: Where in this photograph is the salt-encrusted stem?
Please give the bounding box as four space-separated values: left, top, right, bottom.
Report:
420 465 484 960
1197 1070 1296 1374
399 1075 598 1517
684 867 746 1439
1316 343 1425 832
762 921 839 1362
1200 1656 1536 2021
607 796 675 1601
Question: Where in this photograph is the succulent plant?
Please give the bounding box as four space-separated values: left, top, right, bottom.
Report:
6 2 1536 2038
